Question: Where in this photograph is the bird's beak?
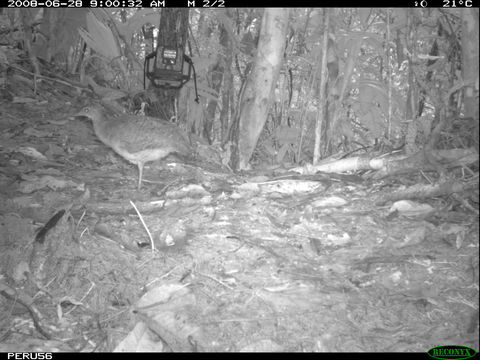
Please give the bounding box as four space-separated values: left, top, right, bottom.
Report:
73 110 88 119
69 112 85 122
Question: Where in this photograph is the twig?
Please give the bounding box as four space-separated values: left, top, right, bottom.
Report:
130 200 155 252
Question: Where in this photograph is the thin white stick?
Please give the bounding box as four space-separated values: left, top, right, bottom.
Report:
129 200 155 252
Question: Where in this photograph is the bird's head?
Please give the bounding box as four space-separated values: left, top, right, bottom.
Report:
74 106 104 122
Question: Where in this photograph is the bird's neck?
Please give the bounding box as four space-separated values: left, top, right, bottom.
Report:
91 117 109 141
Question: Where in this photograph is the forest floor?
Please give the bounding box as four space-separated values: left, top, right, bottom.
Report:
0 101 478 352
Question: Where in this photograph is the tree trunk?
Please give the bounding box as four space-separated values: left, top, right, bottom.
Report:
152 9 189 121
461 8 479 125
237 9 289 170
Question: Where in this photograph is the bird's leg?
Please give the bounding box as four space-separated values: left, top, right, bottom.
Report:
137 163 144 190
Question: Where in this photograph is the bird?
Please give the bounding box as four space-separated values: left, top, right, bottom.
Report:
74 106 193 190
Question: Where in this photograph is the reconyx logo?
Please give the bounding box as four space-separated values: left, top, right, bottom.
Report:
428 345 478 360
